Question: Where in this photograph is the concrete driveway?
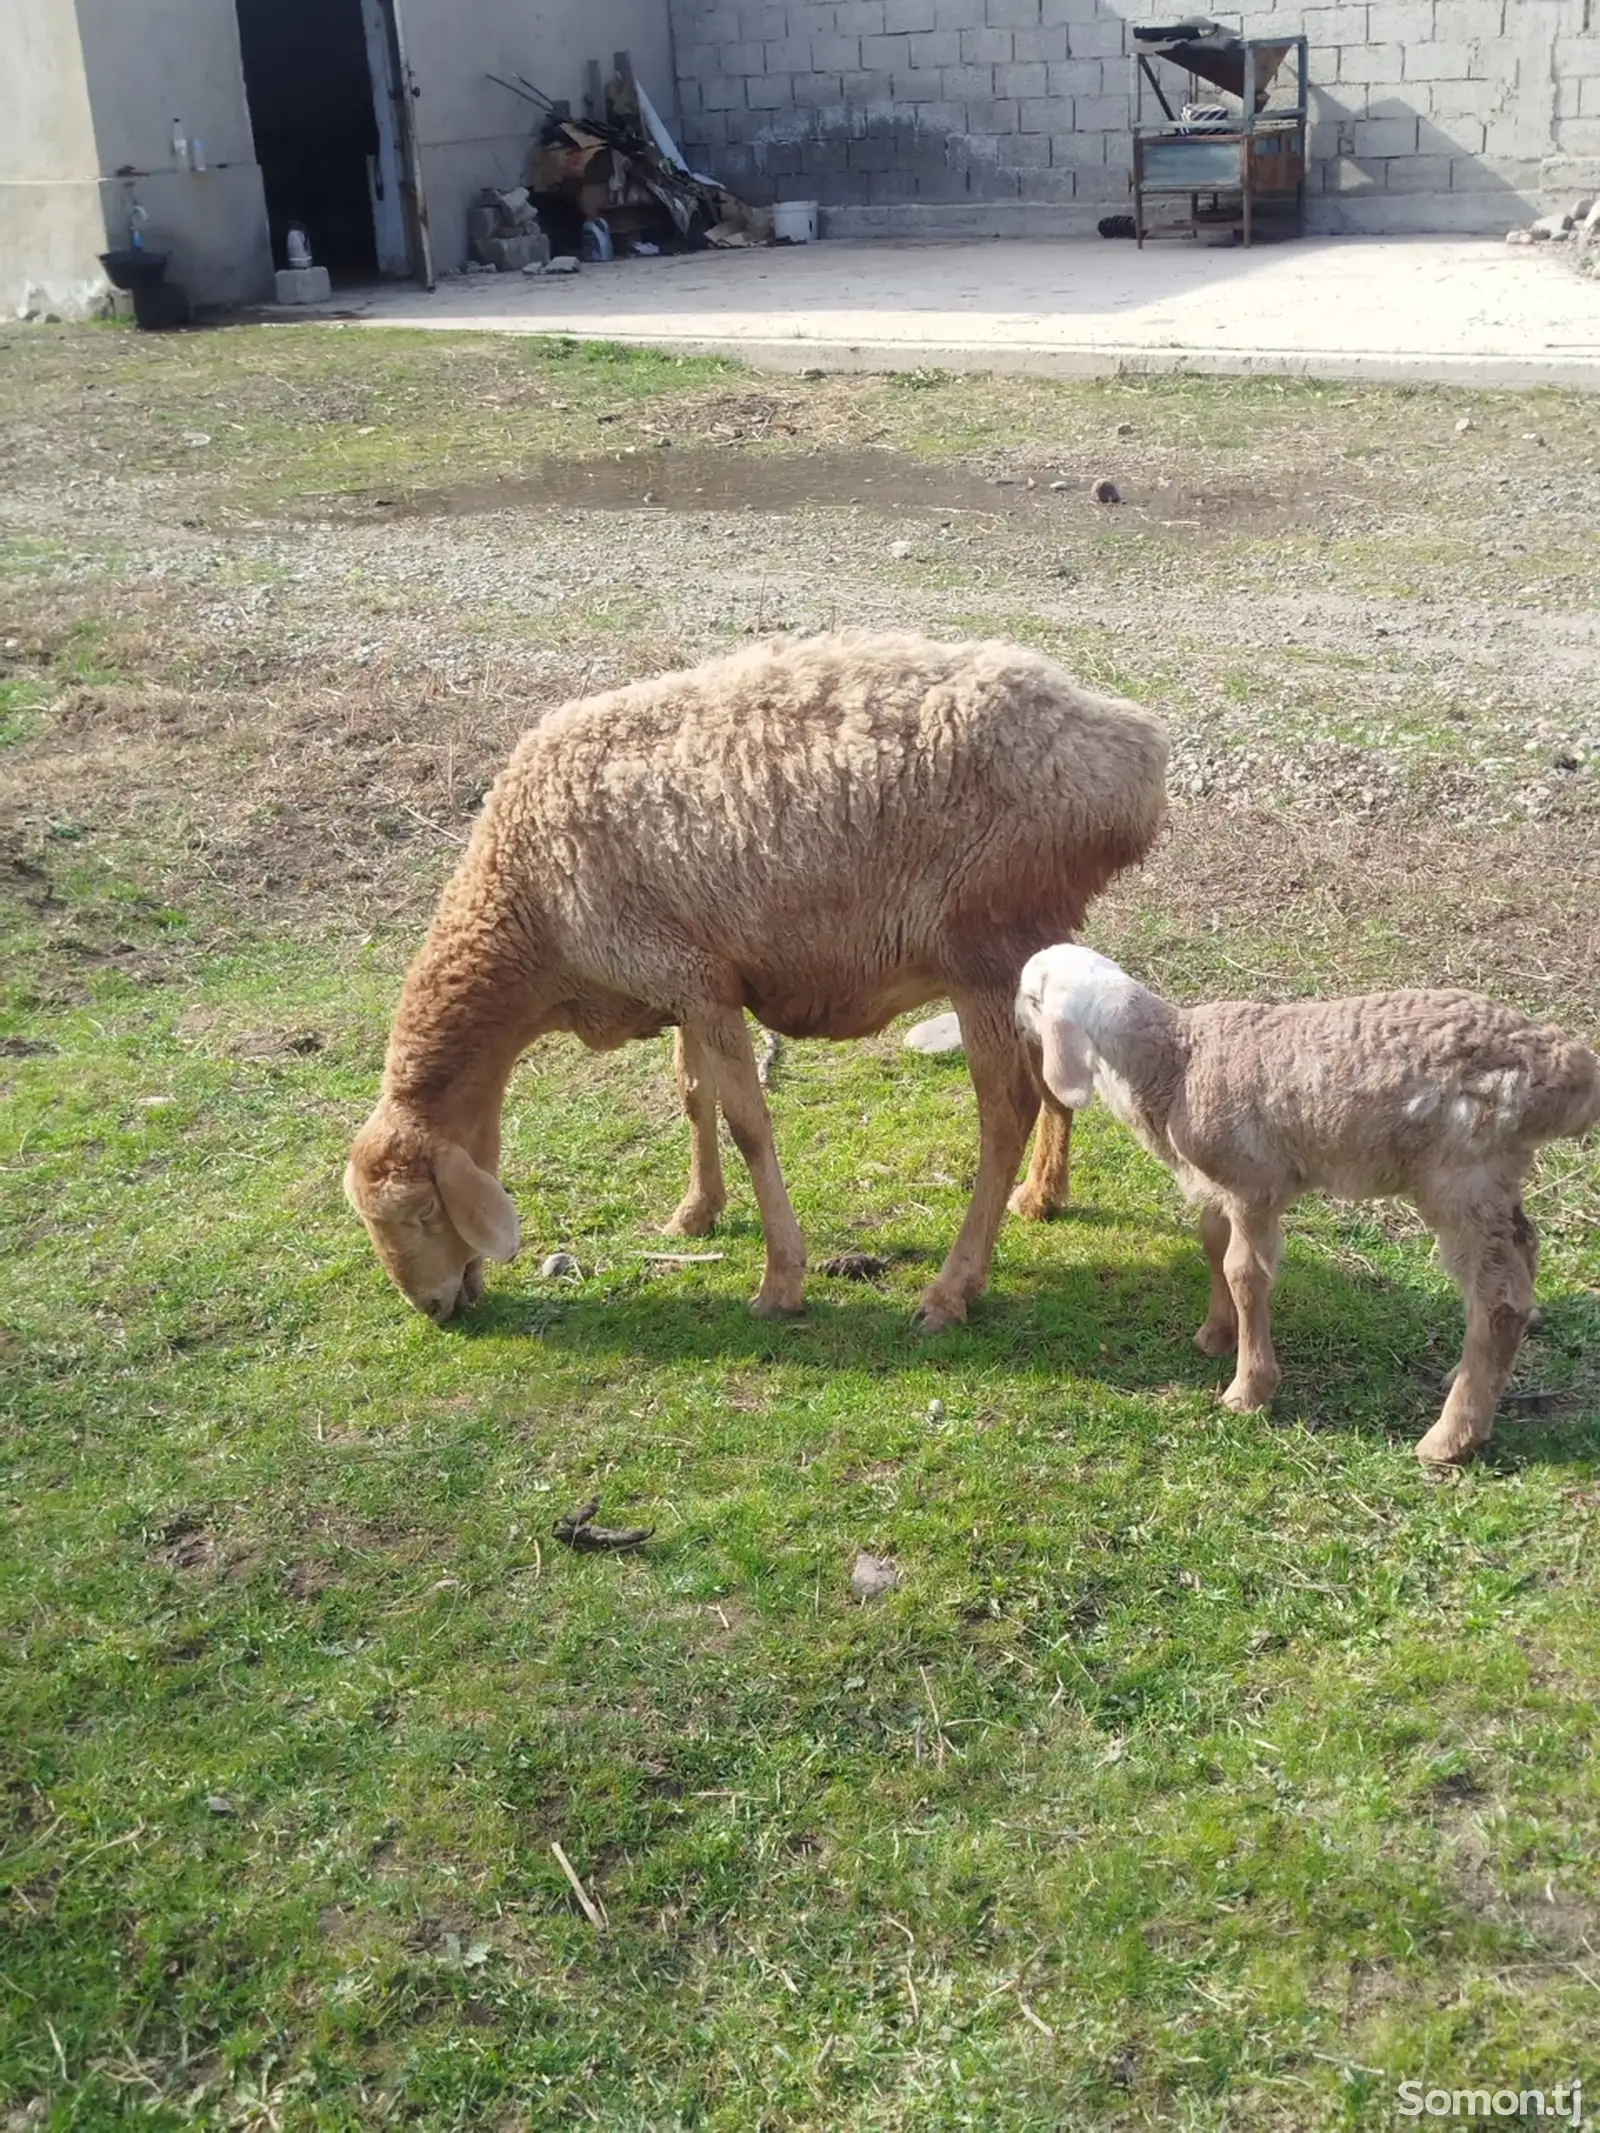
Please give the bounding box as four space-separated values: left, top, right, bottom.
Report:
307 235 1600 389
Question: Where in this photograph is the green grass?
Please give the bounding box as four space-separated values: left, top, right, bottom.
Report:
1 323 1597 2131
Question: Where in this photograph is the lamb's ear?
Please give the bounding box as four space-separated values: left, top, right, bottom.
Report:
434 1142 521 1260
1039 1006 1096 1111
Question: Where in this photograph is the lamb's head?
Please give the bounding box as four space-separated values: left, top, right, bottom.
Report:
344 1100 520 1322
1016 943 1132 1111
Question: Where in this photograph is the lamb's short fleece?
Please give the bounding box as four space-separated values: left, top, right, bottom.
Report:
345 632 1169 1331
1016 944 1600 1463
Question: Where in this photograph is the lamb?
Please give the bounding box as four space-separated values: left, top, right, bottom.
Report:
344 631 1168 1333
1015 944 1600 1463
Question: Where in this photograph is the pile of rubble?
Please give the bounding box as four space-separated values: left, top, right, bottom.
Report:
1506 195 1600 277
462 56 768 275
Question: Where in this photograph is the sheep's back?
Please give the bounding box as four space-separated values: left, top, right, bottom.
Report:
1178 991 1599 1200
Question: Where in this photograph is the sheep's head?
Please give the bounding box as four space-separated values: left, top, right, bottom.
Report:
1017 943 1123 1111
344 1101 520 1322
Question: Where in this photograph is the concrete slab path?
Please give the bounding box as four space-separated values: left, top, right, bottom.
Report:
305 236 1600 390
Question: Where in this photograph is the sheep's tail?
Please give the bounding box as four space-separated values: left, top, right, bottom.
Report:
1522 1031 1600 1145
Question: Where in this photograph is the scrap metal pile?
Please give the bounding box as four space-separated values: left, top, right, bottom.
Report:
488 60 769 263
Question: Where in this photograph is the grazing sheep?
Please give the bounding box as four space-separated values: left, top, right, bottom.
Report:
345 632 1168 1331
1016 945 1599 1463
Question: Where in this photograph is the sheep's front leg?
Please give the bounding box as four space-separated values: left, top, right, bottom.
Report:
1009 1091 1074 1221
1416 1198 1534 1465
688 1007 806 1318
1219 1206 1283 1412
664 1025 728 1238
1194 1202 1239 1357
915 992 1036 1334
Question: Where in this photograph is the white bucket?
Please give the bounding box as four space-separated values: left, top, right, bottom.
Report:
772 199 818 243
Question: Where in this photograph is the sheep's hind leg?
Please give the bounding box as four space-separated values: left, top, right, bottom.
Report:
1219 1206 1284 1412
664 1025 728 1237
915 991 1036 1333
1415 1193 1534 1466
1009 1091 1074 1221
1194 1203 1239 1358
688 1006 806 1319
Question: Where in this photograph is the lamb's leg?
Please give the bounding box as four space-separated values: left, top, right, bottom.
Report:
1415 1197 1534 1466
688 1007 806 1318
1195 1202 1239 1357
1009 1092 1074 1221
664 1025 728 1237
915 991 1036 1333
1219 1206 1283 1412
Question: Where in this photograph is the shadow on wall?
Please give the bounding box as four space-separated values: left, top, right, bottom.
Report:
668 0 1553 237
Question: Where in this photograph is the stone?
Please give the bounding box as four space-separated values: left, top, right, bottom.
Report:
1529 212 1574 240
903 1010 963 1056
540 1251 581 1279
1091 476 1121 504
1455 416 1475 432
889 538 913 558
849 1550 900 1601
474 233 549 273
544 255 581 275
274 264 332 304
1505 228 1536 245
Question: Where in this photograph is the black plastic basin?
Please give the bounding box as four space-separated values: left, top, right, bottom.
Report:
99 248 169 293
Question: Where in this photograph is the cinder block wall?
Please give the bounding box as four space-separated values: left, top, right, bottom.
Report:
667 0 1600 237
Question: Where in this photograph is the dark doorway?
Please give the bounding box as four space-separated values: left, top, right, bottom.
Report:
235 0 393 281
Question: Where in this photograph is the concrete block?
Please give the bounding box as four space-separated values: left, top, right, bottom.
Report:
960 25 1014 62
1383 150 1457 189
1050 128 1108 166
811 32 862 67
1541 153 1600 196
1353 114 1418 155
1553 33 1600 78
694 3 743 39
1073 93 1128 133
1003 132 1054 165
699 75 749 109
1448 0 1509 35
1301 4 1372 41
1325 154 1382 191
1437 117 1488 154
1018 96 1056 132
763 35 813 68
1555 118 1600 154
1047 58 1102 97
906 29 960 65
860 30 908 65
1402 42 1486 83
1366 0 1434 39
983 0 1047 23
1449 153 1544 191
274 265 332 304
1427 76 1499 121
839 68 896 100
1066 14 1125 59
717 38 766 72
737 2 788 34
1333 42 1404 85
881 0 938 22
745 71 795 106
847 135 898 168
1011 23 1068 61
997 59 1049 97
693 109 731 145
1328 187 1528 233
832 0 887 29
942 63 997 97
966 97 1020 133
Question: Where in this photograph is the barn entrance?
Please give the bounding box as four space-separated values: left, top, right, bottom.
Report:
234 0 420 282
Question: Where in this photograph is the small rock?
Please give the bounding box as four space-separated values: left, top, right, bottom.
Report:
544 255 580 275
521 260 545 276
888 539 913 559
182 432 211 447
798 365 824 379
1523 432 1546 445
206 1794 237 1816
540 1251 580 1279
1505 228 1535 246
1115 420 1135 436
850 1550 900 1602
903 1010 963 1056
1530 211 1574 239
1048 478 1071 491
990 473 1020 486
1091 477 1121 505
926 1398 945 1422
1454 416 1475 433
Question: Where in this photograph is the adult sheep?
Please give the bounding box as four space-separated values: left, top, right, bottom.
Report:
345 631 1168 1331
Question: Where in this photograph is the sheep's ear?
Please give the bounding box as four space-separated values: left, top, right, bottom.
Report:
1040 1010 1096 1111
434 1142 521 1261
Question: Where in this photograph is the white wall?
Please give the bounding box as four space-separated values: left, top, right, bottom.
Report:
0 0 108 313
401 0 680 269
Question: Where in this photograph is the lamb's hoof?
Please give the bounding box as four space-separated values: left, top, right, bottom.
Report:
664 1197 724 1239
749 1291 805 1321
1008 1181 1061 1222
1221 1376 1277 1414
1415 1418 1485 1466
1194 1319 1238 1359
912 1288 968 1335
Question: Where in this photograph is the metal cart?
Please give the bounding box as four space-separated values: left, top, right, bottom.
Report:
1129 31 1309 247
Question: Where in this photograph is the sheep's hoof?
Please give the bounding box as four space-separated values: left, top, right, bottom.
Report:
1194 1318 1237 1358
1008 1182 1061 1222
749 1290 805 1320
1221 1376 1277 1414
665 1196 724 1238
1415 1418 1486 1466
912 1289 968 1335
